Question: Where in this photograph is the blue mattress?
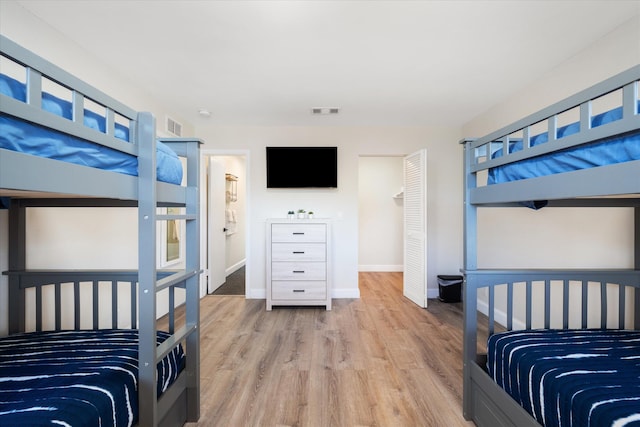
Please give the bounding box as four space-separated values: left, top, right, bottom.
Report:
488 102 640 185
0 329 184 427
0 74 183 185
487 329 640 427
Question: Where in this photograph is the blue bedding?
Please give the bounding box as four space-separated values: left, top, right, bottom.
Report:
487 329 640 427
0 74 183 185
488 102 640 185
0 329 184 427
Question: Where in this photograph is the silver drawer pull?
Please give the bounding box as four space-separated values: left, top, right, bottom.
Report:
293 289 305 293
293 270 305 273
292 232 305 235
292 251 305 254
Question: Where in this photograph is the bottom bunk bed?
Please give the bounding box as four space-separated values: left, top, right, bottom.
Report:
0 270 195 427
0 329 184 426
463 271 640 427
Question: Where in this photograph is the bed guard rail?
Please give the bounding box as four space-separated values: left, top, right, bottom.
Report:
0 35 139 156
463 269 640 352
465 65 640 177
2 269 187 333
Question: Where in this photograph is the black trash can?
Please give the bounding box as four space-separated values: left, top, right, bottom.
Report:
437 275 463 303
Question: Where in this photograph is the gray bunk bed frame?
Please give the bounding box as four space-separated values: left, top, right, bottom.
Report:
461 65 640 427
0 35 201 427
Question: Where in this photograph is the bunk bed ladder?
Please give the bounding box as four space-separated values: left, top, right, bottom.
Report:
137 114 201 426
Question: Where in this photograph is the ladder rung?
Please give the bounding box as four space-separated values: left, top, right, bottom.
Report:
156 269 200 292
156 323 197 360
156 214 197 221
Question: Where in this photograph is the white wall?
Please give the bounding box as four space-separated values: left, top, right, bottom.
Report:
358 156 404 272
194 126 462 300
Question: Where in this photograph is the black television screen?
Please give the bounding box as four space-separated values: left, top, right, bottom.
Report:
266 146 338 188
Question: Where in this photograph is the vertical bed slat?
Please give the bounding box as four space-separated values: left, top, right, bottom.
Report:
548 114 558 143
601 282 608 329
105 108 115 137
93 281 99 330
619 285 626 330
35 286 42 332
55 283 61 331
506 282 513 330
131 282 137 329
525 281 532 330
74 282 81 330
622 80 638 118
72 91 85 125
581 281 589 329
112 280 118 329
544 280 551 329
26 67 42 107
563 280 570 329
579 101 592 134
522 127 531 149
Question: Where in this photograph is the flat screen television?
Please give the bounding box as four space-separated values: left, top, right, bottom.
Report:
266 146 338 188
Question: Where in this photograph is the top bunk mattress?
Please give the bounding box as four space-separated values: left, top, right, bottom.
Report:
488 102 640 185
0 73 183 185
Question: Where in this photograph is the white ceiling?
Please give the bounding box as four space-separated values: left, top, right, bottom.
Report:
15 0 640 127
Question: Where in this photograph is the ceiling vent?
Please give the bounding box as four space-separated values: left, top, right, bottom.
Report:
166 116 183 137
311 107 340 115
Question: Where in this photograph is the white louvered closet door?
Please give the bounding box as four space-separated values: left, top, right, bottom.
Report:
403 149 427 308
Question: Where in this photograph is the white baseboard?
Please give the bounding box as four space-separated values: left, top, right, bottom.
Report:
332 288 360 299
427 288 439 299
358 264 403 272
248 288 266 299
226 259 245 276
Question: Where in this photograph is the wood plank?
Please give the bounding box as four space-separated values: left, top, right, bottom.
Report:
177 272 475 426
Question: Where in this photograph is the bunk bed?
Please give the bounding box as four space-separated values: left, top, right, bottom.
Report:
461 65 640 427
0 35 202 427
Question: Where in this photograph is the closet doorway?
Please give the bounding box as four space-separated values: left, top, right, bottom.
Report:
358 156 404 273
205 152 248 296
358 152 427 308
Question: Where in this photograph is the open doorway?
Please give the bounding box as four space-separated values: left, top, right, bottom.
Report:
358 156 404 272
358 153 428 308
204 152 248 296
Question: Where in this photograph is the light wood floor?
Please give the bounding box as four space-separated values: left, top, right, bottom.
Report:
184 272 475 427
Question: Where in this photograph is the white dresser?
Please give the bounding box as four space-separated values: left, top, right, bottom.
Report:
266 219 331 310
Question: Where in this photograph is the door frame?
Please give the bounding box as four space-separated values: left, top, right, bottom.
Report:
200 149 250 298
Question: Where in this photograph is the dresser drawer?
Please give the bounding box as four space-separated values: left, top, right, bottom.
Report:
271 223 326 243
271 280 327 300
271 243 326 261
271 262 326 280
